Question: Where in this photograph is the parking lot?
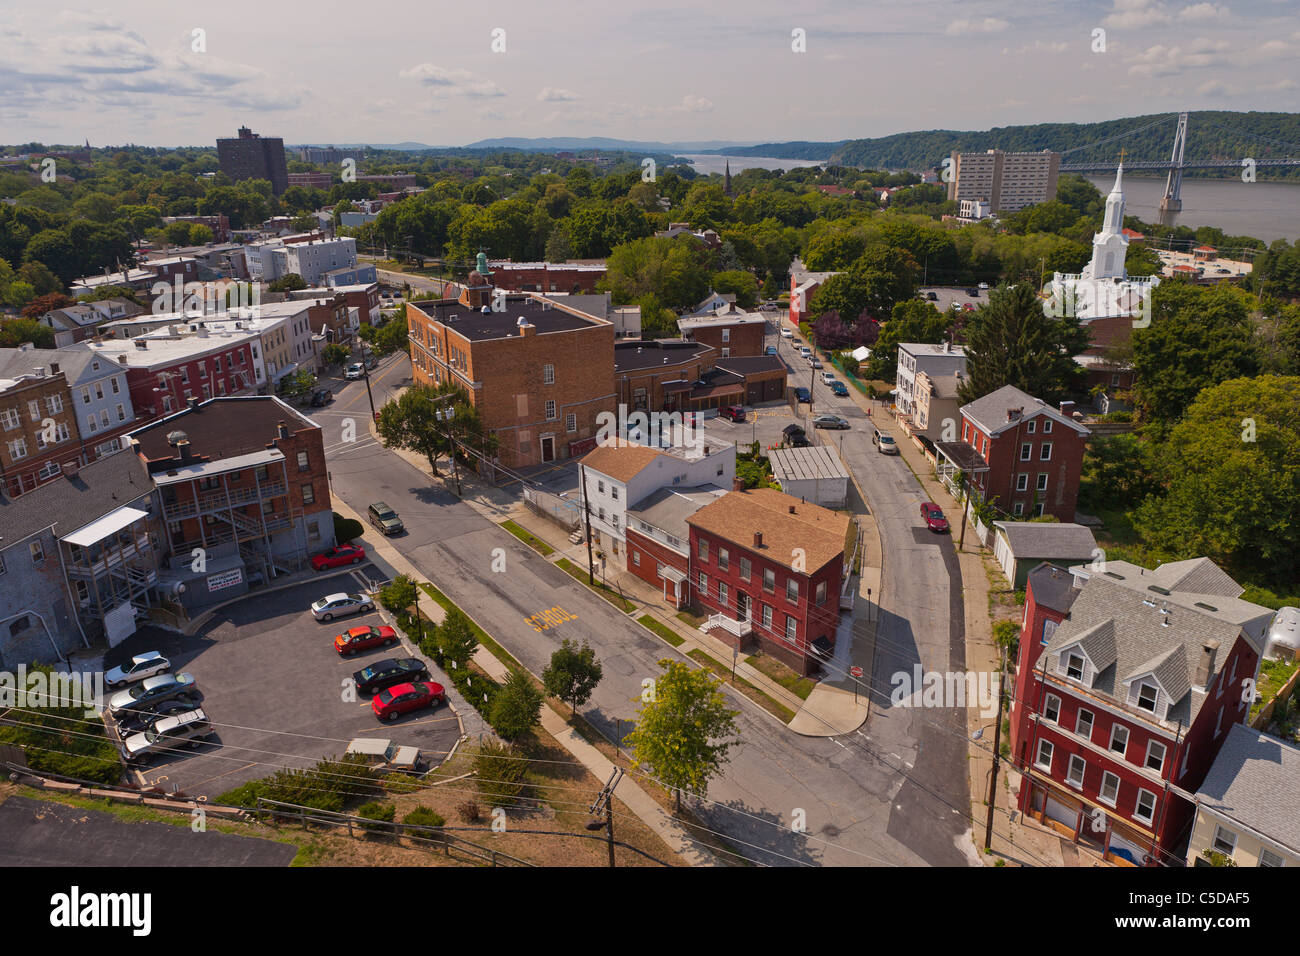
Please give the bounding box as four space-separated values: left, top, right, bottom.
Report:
102 572 462 799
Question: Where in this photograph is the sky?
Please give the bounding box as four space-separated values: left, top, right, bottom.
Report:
1 0 1298 148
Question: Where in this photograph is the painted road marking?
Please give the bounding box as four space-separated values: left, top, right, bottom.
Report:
524 606 578 632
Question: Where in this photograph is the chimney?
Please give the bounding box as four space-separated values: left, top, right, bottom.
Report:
732 476 745 492
174 439 191 461
943 340 951 353
277 421 290 440
788 504 796 514
1194 640 1220 688
63 460 80 478
753 530 763 548
187 397 199 411
1059 400 1076 417
1006 407 1021 421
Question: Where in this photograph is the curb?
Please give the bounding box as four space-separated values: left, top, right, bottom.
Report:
182 565 362 636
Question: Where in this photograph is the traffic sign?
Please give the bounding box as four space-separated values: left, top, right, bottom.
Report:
850 666 863 678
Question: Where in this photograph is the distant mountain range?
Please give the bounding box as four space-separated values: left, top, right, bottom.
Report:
460 137 756 152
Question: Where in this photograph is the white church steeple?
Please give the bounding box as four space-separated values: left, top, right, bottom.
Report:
1085 162 1129 280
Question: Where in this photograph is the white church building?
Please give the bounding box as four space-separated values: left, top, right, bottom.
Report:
1048 165 1159 322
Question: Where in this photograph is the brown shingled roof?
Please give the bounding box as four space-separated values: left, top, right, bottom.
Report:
579 442 663 483
687 488 850 573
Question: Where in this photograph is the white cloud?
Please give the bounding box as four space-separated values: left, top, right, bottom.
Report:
1195 79 1242 95
1013 40 1070 54
1180 3 1229 21
946 17 1010 35
537 87 578 101
1103 0 1172 29
399 63 504 97
1127 37 1230 75
680 94 714 113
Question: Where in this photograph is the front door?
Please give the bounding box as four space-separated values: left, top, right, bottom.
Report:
540 436 555 463
737 592 750 622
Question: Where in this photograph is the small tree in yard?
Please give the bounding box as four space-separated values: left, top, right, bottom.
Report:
438 608 478 670
542 639 603 716
380 574 417 613
489 668 544 742
321 342 350 367
474 740 528 807
626 659 740 813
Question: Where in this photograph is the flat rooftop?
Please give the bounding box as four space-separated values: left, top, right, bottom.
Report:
130 396 319 466
768 445 850 483
614 340 712 372
408 296 605 342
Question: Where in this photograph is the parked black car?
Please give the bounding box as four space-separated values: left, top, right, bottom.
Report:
310 387 333 407
352 658 432 696
114 700 203 735
794 386 812 403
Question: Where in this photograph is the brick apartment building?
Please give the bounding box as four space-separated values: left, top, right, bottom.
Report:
677 312 767 357
488 261 606 294
0 369 81 497
216 126 289 195
129 396 334 605
936 384 1090 521
406 272 616 469
287 171 333 190
1009 558 1273 865
689 488 850 675
614 341 786 415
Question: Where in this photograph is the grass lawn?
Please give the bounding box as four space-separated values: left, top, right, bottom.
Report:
500 519 554 556
743 653 816 701
419 582 520 669
638 614 685 647
1251 658 1300 721
676 609 705 628
555 558 637 612
687 650 796 724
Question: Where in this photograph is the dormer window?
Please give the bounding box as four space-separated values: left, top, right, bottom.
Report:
1136 682 1158 713
1065 652 1085 681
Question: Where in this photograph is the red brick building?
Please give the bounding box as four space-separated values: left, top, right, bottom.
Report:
406 273 616 468
1008 558 1273 865
488 261 607 294
688 488 850 675
0 370 81 497
677 312 767 357
936 384 1090 521
79 334 258 421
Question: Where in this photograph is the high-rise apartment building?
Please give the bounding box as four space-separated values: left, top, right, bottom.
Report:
946 149 1060 213
216 126 289 195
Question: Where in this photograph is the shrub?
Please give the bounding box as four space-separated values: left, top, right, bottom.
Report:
0 673 125 785
402 806 446 828
439 608 479 670
474 740 529 808
841 356 860 377
333 513 364 544
489 668 544 741
356 801 396 833
456 800 482 822
380 574 418 613
260 753 376 812
218 781 267 808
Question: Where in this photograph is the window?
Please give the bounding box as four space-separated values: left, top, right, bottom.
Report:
100 409 110 427
297 451 310 472
1066 754 1086 788
815 581 827 605
718 582 728 606
721 328 730 342
1260 848 1285 868
785 615 797 643
611 487 618 500
785 578 798 604
37 460 61 480
1040 442 1053 461
762 604 772 628
1016 474 1028 492
542 364 555 385
697 539 709 562
80 388 92 406
1211 826 1236 857
1042 419 1053 434
254 464 268 482
566 413 577 434
1034 739 1054 771
632 550 640 566
1075 709 1094 740
717 548 729 572
597 480 605 494
1145 740 1166 773
738 557 751 581
1111 374 1121 387
180 367 189 384
45 394 62 414
1136 682 1158 713
214 356 223 373
30 540 44 563
1020 443 1032 461
1065 652 1085 681
1013 502 1024 516
763 568 775 592
697 572 708 597
1109 724 1129 756
545 400 557 421
110 377 120 394
721 348 730 357
1043 693 1061 723
1036 473 1048 492
1099 772 1120 807
7 437 28 460
0 553 5 574
301 483 315 505
1025 420 1035 434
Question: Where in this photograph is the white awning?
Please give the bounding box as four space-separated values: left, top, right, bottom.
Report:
659 566 687 583
62 506 150 547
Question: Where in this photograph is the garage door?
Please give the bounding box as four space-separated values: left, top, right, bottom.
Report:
1044 795 1080 831
1109 832 1146 865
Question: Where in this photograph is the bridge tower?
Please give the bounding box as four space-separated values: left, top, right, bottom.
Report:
1159 112 1189 219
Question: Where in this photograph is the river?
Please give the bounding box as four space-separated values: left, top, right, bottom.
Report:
1086 175 1297 243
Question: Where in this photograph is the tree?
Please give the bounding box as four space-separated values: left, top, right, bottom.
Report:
379 574 418 613
626 659 740 813
371 316 409 356
602 235 710 309
16 261 62 296
438 608 479 670
278 367 316 401
811 310 851 351
1132 375 1300 588
956 282 1090 405
321 342 350 367
863 298 949 381
1078 434 1159 511
810 245 919 321
1131 284 1261 427
489 668 544 742
709 269 759 309
268 273 306 293
375 383 482 476
0 318 56 349
542 639 603 716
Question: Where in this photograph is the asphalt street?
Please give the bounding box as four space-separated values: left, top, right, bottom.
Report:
318 341 975 867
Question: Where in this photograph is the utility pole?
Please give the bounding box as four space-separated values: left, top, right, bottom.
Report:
956 471 970 551
578 463 595 585
436 401 461 496
586 767 624 867
361 348 377 422
984 645 1007 852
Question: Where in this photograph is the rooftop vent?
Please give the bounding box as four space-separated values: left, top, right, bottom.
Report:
1147 585 1172 596
166 430 189 446
1194 601 1219 612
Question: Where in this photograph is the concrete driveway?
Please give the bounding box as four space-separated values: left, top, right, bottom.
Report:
103 575 461 800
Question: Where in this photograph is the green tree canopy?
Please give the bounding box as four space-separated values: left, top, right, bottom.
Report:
541 639 603 716
489 667 544 742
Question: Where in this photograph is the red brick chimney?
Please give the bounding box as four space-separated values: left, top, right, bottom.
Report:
732 476 745 492
753 531 763 548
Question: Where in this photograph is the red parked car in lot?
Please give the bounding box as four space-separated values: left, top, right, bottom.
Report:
920 502 950 533
372 680 446 721
311 543 367 570
334 624 399 656
718 405 747 423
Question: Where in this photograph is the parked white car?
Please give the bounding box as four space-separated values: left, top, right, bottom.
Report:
346 737 422 773
780 327 794 339
104 651 171 688
821 371 837 386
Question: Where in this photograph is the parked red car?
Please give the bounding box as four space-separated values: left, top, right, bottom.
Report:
372 680 446 721
311 543 367 571
334 624 399 656
718 405 747 423
920 501 950 533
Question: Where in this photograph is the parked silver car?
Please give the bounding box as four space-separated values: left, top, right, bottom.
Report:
120 708 215 764
104 651 171 688
311 592 374 622
107 672 198 717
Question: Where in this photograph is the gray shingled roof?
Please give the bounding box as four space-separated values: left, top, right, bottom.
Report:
1197 723 1300 855
994 521 1097 559
0 452 154 547
627 485 726 544
0 347 121 387
1152 558 1244 599
1026 563 1080 614
961 384 1090 437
